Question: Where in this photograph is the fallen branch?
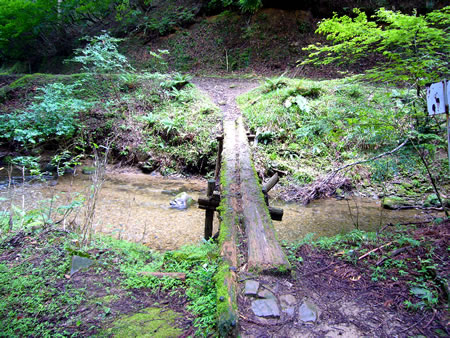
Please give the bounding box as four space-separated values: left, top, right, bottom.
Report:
358 242 393 261
138 272 186 280
376 246 410 266
398 314 427 334
302 262 338 277
423 310 436 329
325 139 409 185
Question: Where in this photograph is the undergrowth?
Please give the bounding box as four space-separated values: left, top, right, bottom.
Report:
285 219 449 316
237 76 448 199
0 34 221 177
0 217 219 336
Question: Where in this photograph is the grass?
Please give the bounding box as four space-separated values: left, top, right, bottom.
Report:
237 76 449 199
0 216 220 336
0 71 221 176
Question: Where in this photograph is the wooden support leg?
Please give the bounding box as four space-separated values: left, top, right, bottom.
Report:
214 136 223 181
204 179 216 240
205 210 214 240
262 187 269 206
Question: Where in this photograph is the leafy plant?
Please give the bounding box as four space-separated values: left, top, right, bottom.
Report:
303 7 449 92
0 82 91 146
147 49 170 72
70 31 133 74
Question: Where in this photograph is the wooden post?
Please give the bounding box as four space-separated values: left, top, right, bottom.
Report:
262 187 269 206
263 173 279 192
268 206 283 221
215 135 224 181
204 180 216 240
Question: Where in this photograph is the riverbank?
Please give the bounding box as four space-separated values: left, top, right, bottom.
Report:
0 209 447 336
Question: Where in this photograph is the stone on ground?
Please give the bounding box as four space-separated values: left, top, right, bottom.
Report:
299 301 319 322
244 280 260 296
257 288 276 300
70 255 94 276
251 299 280 318
280 294 297 316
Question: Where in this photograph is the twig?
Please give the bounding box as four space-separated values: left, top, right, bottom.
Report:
424 310 436 329
376 246 410 266
378 222 395 233
358 242 393 260
302 262 338 277
325 139 409 185
398 314 427 334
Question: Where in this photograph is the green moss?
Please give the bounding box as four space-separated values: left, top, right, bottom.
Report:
87 294 118 305
82 166 96 175
382 196 413 210
214 264 237 337
9 73 55 89
105 307 183 337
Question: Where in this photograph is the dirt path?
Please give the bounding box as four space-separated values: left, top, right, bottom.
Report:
192 77 259 121
193 77 439 337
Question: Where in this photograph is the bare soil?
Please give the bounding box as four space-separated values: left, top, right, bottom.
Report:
238 221 449 337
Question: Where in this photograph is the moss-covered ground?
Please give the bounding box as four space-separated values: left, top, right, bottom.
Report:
0 224 219 336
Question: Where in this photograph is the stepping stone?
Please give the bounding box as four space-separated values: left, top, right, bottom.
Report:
299 301 319 323
257 288 276 300
251 299 280 318
280 294 297 316
70 255 94 276
244 280 260 296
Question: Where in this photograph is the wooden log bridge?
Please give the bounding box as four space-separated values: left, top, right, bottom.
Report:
199 136 284 240
198 117 290 335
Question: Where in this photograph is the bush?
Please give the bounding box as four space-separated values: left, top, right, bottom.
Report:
0 82 91 146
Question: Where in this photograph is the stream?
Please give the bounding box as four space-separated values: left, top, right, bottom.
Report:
0 170 436 251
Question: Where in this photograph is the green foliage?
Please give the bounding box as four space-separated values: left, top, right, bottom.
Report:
303 7 450 89
140 83 220 174
119 241 219 336
207 0 262 13
0 0 56 60
70 32 133 74
146 49 169 72
139 5 196 36
238 0 262 13
0 231 84 336
405 287 438 310
0 0 128 63
238 77 420 177
0 81 91 146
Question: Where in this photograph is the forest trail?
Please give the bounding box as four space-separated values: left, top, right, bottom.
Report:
193 77 427 337
192 77 259 121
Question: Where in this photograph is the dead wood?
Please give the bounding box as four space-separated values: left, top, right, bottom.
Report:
138 272 187 280
358 242 393 260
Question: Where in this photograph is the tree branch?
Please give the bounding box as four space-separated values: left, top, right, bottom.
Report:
325 138 409 184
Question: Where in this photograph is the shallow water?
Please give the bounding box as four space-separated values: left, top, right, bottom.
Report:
0 171 437 250
272 197 432 242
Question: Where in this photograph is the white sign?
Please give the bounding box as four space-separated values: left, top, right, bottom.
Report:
426 80 449 115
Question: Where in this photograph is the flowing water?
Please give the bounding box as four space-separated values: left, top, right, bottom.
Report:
0 170 437 250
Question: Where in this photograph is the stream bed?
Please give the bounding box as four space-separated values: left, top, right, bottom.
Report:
0 170 438 250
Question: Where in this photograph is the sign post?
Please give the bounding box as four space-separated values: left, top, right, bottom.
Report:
426 80 450 172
